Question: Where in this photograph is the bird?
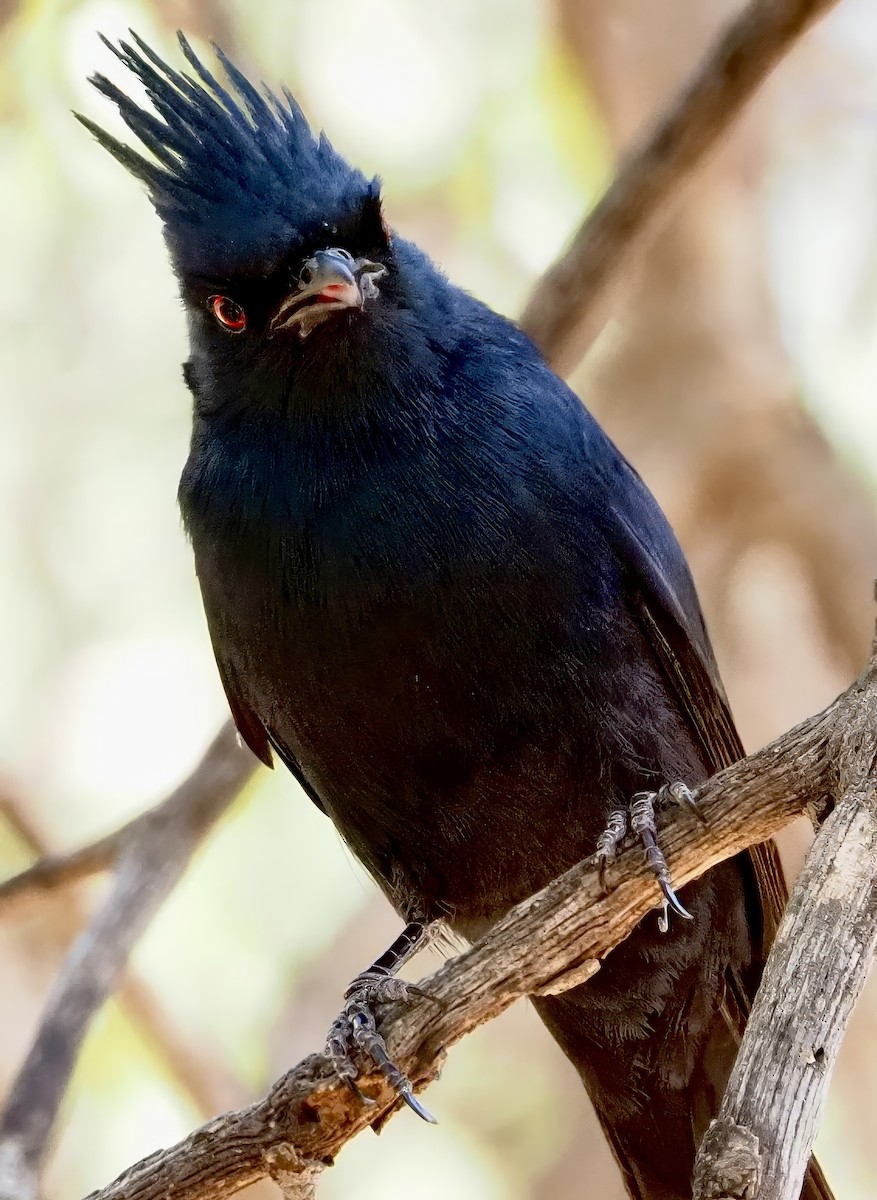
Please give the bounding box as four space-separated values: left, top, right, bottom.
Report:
79 32 834 1200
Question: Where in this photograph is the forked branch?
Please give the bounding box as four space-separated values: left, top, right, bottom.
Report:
694 652 877 1200
0 725 257 1200
81 659 875 1200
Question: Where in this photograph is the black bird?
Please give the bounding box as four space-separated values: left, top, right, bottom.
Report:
81 34 833 1200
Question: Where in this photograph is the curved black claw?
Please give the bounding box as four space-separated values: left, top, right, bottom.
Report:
596 781 701 930
665 780 707 826
326 973 437 1124
401 1090 438 1124
624 788 696 933
659 878 693 922
344 1075 376 1106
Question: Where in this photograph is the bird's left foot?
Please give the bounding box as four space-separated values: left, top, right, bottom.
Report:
596 782 705 932
325 920 438 1123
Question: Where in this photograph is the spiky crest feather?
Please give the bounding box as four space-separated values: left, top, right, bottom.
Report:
78 31 379 279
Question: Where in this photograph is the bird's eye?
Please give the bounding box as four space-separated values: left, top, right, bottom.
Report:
209 295 247 333
299 266 313 286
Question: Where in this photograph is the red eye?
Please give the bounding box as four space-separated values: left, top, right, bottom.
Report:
209 295 247 333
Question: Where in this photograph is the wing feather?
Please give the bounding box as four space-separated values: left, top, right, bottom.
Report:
213 653 327 815
609 481 786 954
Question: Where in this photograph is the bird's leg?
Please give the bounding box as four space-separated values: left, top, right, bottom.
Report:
326 919 439 1123
596 782 705 932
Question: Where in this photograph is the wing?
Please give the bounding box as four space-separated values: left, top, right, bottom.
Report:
607 462 786 955
213 651 328 816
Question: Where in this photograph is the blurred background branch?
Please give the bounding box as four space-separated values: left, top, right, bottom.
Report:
0 786 249 1119
560 0 875 711
0 724 256 915
0 725 255 1200
522 0 839 372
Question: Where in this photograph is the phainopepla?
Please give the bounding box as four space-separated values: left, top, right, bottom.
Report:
80 33 833 1200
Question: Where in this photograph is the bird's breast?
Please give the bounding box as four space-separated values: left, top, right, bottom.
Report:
179 411 626 920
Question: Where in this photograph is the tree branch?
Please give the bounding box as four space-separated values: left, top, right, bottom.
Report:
0 787 250 1119
79 660 874 1200
552 0 877 704
0 723 256 914
0 825 120 913
520 0 841 375
0 725 257 1200
693 650 877 1199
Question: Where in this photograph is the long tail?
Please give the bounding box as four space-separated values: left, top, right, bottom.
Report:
532 855 834 1200
535 980 832 1200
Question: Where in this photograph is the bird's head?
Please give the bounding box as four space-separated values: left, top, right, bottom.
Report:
78 33 426 411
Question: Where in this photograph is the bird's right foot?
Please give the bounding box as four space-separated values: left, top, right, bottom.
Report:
324 920 438 1123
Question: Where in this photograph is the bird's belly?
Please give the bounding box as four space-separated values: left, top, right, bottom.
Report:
197 507 703 930
234 572 611 926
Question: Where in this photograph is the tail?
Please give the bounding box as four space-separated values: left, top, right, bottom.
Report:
532 856 835 1200
535 980 833 1200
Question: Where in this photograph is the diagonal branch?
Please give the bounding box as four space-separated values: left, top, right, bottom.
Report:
0 725 257 1200
694 651 877 1199
520 0 841 375
0 825 124 913
80 661 873 1200
0 724 258 915
0 788 250 1119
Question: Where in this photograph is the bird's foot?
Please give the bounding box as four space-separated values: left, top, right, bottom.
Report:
326 970 438 1123
596 782 704 932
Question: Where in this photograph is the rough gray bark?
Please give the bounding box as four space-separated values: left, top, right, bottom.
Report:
0 1 860 1196
693 655 877 1199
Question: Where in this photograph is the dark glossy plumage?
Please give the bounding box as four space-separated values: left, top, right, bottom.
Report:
83 34 832 1200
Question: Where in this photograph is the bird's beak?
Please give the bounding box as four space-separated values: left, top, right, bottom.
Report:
270 248 387 338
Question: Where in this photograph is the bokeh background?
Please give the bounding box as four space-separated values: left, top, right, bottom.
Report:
1 0 876 1197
